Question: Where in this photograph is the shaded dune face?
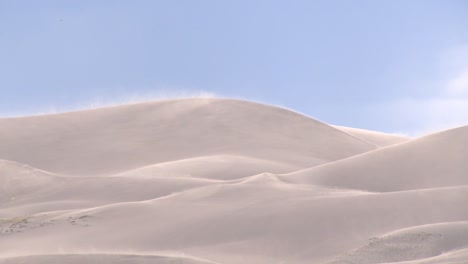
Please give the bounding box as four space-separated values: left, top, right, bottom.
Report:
1 98 467 264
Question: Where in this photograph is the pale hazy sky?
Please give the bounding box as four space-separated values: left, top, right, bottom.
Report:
1 0 467 135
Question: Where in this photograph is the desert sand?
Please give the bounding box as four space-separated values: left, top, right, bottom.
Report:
0 98 467 264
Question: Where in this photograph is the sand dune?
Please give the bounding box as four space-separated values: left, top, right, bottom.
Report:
284 125 468 192
0 99 467 263
0 99 375 176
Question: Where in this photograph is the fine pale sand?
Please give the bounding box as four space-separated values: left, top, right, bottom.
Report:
0 98 467 264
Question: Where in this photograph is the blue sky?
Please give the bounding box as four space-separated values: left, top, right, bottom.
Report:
1 0 467 135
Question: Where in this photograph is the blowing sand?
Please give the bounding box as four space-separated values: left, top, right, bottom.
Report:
0 98 466 264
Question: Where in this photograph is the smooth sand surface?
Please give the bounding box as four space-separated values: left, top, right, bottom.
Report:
0 98 466 264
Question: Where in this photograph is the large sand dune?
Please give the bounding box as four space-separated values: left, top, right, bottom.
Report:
0 99 466 264
0 99 375 176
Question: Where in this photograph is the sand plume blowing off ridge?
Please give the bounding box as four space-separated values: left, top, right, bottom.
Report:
0 98 467 264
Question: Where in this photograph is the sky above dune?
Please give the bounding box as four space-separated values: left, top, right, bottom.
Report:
1 0 467 135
